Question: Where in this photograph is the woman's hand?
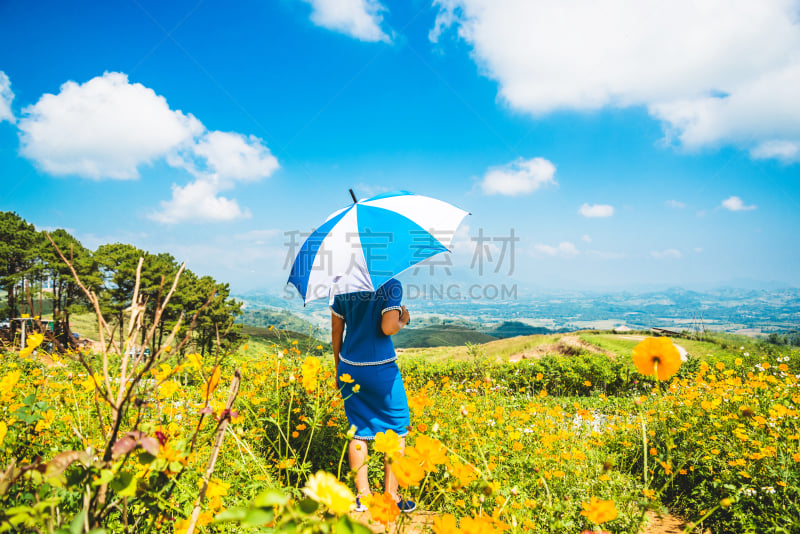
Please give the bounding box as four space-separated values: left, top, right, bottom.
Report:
399 306 411 326
381 305 410 336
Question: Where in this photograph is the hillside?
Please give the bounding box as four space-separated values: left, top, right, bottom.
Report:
392 324 498 348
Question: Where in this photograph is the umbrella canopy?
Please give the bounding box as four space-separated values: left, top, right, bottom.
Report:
287 190 468 304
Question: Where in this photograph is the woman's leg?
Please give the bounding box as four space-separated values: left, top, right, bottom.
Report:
349 439 371 496
384 437 405 500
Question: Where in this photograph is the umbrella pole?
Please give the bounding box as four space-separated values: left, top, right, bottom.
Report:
349 189 357 203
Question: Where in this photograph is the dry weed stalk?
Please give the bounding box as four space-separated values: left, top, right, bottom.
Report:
44 232 241 530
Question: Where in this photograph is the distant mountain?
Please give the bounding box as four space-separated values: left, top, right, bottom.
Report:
484 321 565 338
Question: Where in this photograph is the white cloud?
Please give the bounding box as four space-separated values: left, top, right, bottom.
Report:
432 1 800 162
534 241 579 257
651 249 683 259
0 71 14 123
694 247 703 253
301 0 390 42
192 131 279 184
18 72 203 179
721 195 757 211
751 139 800 161
581 234 592 243
150 181 250 224
16 72 279 223
578 203 614 218
664 199 686 208
480 157 556 195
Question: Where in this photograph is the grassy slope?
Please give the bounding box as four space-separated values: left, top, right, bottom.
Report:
399 333 561 362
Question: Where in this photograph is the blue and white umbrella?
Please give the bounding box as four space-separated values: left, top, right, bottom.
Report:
288 190 469 303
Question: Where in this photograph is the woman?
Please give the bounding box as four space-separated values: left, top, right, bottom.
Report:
330 277 415 513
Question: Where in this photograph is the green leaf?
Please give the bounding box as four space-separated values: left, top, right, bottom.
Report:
70 512 85 534
213 507 249 523
334 516 372 534
253 488 290 508
242 508 275 527
94 469 114 486
298 497 319 515
109 471 134 494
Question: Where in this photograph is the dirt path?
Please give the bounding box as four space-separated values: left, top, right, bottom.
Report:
351 510 434 533
507 334 614 363
350 508 689 533
642 510 691 533
507 334 688 363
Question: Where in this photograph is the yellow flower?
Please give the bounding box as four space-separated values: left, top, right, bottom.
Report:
373 429 402 457
632 337 682 380
363 492 400 526
35 409 55 433
303 471 355 515
580 496 618 524
339 374 355 384
158 380 181 399
0 421 7 446
19 333 44 358
200 478 229 510
0 370 21 402
301 356 321 391
184 353 202 371
352 384 361 393
583 380 592 387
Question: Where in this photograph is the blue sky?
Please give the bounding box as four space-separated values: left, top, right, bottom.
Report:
1 0 799 295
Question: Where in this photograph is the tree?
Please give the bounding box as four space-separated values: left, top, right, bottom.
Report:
95 243 144 351
38 229 101 348
0 212 38 325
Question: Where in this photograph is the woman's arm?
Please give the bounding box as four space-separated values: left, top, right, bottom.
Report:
331 313 344 374
381 305 410 336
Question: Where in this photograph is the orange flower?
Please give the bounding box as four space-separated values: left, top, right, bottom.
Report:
632 337 681 380
391 454 426 488
363 492 400 526
432 513 459 534
580 496 618 524
407 435 448 471
339 373 354 384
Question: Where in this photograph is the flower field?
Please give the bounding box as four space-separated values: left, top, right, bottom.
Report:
1 330 799 533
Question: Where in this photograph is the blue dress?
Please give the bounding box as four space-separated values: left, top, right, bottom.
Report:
330 278 410 440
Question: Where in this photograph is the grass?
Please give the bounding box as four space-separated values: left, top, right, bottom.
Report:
399 333 561 362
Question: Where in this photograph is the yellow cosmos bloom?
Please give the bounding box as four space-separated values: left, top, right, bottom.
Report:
339 374 355 384
19 333 44 358
0 370 21 402
302 471 355 515
199 478 229 510
301 356 321 391
158 380 181 399
363 492 400 526
373 429 402 457
580 496 618 524
0 421 7 446
632 337 682 380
